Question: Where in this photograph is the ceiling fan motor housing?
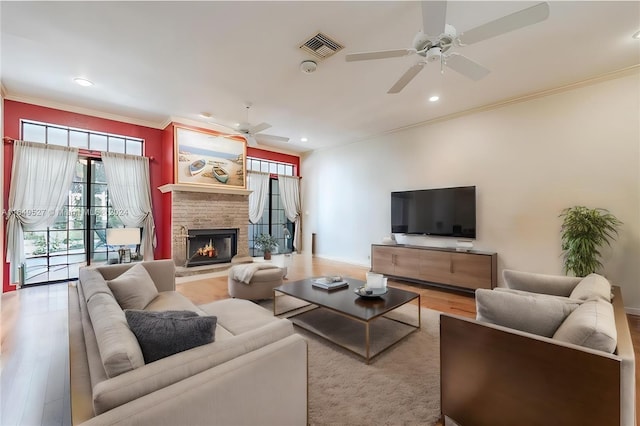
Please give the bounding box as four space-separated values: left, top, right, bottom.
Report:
426 47 442 62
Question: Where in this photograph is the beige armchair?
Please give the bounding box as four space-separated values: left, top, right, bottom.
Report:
440 270 635 426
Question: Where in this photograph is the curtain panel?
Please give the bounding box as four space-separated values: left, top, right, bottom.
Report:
278 175 302 252
247 171 270 224
102 152 156 260
5 141 78 282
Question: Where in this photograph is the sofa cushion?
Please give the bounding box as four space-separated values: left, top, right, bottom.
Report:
107 263 158 310
199 298 279 335
553 299 617 353
125 310 217 363
86 293 145 378
493 288 584 305
502 269 582 297
476 289 580 338
569 273 612 302
144 291 207 315
79 267 115 303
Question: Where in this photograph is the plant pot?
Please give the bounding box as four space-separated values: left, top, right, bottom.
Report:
264 251 272 260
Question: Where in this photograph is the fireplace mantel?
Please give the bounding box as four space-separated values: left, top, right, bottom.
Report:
158 184 252 196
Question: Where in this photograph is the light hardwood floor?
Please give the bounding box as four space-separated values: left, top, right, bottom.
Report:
1 255 638 425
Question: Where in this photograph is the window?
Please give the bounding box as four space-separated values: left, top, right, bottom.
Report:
19 120 144 284
246 158 295 256
22 120 143 154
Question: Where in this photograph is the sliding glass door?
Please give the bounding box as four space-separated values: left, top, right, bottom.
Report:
22 159 122 285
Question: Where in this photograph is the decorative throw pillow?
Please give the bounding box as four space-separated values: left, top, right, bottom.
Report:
107 263 159 310
553 299 617 353
493 287 584 305
475 289 580 338
125 310 217 363
569 273 612 302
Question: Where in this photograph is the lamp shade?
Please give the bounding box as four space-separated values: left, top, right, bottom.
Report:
106 228 141 246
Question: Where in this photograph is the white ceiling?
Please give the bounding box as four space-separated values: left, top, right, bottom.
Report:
1 1 639 154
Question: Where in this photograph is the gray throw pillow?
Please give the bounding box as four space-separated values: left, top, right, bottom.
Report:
107 263 159 310
125 310 217 363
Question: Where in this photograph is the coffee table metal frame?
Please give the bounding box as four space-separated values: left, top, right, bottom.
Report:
273 278 421 364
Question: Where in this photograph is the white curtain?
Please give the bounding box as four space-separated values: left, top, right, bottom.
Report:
247 171 270 224
278 175 302 252
5 141 78 282
102 152 156 260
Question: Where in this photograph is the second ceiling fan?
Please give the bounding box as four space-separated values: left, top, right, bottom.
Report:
346 1 550 93
211 103 289 147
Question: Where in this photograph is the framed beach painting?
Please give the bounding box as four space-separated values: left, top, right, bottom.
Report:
174 126 246 189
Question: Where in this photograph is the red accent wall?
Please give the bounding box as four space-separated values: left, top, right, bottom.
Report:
247 147 300 176
2 107 302 293
2 100 169 292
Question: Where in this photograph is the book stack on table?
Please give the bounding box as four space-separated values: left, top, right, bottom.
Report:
312 276 348 290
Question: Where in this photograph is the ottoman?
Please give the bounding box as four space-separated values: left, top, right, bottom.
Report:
228 265 285 300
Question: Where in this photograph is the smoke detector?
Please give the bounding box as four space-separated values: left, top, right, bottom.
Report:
300 60 317 74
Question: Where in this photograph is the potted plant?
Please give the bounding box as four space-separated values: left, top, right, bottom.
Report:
559 206 622 277
255 233 278 260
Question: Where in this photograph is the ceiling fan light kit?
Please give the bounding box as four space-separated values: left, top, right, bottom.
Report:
206 103 290 147
345 1 550 93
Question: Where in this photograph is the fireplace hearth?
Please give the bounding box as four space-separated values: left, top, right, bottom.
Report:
185 228 238 267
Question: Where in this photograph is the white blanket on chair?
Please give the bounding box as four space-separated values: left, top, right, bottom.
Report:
231 263 280 284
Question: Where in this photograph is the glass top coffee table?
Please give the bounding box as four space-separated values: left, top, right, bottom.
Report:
273 277 420 364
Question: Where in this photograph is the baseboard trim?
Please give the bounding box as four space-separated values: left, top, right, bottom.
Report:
625 307 640 316
312 254 371 269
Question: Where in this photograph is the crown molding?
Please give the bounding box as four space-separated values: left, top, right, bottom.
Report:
385 65 640 139
2 93 166 129
0 83 7 99
318 65 640 153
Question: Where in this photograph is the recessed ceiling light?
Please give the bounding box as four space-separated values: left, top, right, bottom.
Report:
633 30 640 40
234 122 240 127
429 95 440 102
73 77 93 87
301 137 308 142
199 112 212 119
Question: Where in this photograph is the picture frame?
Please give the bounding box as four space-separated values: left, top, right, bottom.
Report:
174 125 247 189
119 248 131 264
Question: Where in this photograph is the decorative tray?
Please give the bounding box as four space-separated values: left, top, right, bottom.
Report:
354 286 388 298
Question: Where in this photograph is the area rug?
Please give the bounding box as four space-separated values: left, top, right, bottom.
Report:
260 296 442 425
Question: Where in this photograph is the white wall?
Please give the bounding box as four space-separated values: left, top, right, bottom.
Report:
301 72 640 310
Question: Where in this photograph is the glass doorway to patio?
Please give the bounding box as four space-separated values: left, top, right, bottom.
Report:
22 159 123 285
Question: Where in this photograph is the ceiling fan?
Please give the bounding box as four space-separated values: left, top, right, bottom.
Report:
210 103 289 147
346 1 550 93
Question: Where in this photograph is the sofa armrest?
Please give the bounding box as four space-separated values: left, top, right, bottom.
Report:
81 334 308 426
92 319 295 414
611 286 636 426
440 313 626 426
502 269 581 296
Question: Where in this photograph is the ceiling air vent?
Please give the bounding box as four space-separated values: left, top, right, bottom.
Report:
299 33 344 60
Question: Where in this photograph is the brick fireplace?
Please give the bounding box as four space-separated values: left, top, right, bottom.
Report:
163 186 250 268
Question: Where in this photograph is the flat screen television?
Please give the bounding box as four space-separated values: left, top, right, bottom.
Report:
391 186 476 238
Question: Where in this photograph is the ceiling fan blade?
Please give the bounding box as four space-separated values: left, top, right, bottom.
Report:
244 134 258 147
249 122 271 134
346 49 414 62
445 53 490 81
256 133 290 143
421 1 447 36
459 2 550 45
387 62 425 94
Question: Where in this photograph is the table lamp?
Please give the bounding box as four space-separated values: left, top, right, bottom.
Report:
106 227 141 263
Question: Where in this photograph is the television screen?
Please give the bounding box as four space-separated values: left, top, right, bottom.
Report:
391 186 476 238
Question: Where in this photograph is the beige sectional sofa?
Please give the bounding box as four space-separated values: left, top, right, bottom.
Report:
440 270 635 426
69 260 308 425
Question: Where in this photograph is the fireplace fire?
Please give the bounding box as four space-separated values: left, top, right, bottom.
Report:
185 228 238 267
